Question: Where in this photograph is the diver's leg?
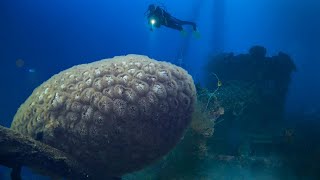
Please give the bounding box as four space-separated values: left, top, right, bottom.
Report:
171 17 197 31
164 22 184 31
180 21 197 31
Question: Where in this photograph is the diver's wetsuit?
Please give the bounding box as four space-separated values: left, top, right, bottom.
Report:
147 5 197 31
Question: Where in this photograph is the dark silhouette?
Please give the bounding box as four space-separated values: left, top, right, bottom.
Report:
145 4 197 32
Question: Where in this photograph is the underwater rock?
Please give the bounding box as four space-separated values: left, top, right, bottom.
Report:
0 125 90 180
10 54 196 177
204 45 296 142
249 45 267 59
205 45 296 91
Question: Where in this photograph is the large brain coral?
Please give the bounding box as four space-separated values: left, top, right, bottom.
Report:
11 54 196 176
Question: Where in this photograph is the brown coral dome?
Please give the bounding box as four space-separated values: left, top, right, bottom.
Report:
11 54 196 176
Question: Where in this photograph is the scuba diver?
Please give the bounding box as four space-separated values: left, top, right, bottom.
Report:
145 4 199 35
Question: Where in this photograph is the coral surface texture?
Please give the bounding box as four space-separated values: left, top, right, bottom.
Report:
11 54 196 176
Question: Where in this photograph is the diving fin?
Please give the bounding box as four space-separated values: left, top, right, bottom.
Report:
193 31 201 39
180 30 187 36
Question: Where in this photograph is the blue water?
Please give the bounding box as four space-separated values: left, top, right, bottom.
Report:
1 0 320 179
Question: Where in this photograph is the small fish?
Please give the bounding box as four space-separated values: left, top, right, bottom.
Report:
28 68 36 73
15 59 25 68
